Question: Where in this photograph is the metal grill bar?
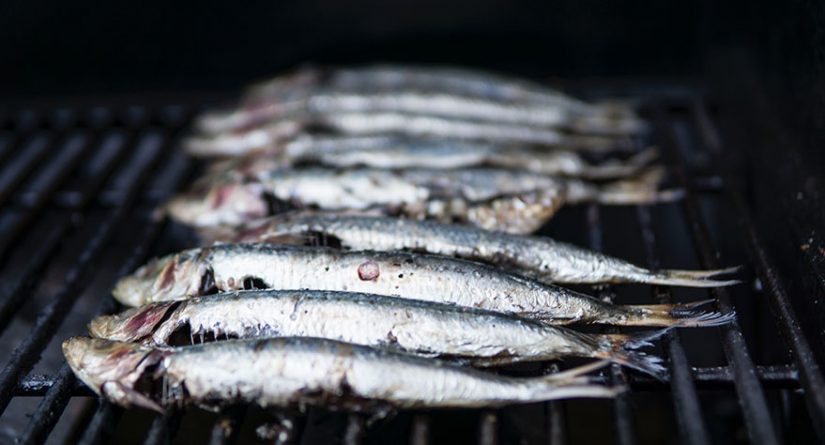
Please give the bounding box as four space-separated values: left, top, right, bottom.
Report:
0 133 164 414
0 132 132 337
690 103 825 442
587 205 636 445
635 205 710 445
653 106 781 445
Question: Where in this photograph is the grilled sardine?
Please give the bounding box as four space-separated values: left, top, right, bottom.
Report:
89 289 665 376
165 166 679 233
113 243 733 328
63 336 620 413
203 213 738 288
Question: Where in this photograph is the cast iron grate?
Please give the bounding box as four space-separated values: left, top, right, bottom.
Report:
0 84 821 444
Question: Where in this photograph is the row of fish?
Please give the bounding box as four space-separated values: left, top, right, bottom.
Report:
64 65 739 415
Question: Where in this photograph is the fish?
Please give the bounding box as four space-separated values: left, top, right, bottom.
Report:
63 336 621 413
193 91 647 140
202 213 739 288
112 243 735 328
199 135 657 180
184 111 630 158
88 289 666 377
164 166 679 233
237 65 638 123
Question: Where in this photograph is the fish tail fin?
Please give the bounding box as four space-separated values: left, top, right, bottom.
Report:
595 330 669 379
583 146 660 179
644 266 743 287
618 300 737 328
594 167 684 205
542 359 612 383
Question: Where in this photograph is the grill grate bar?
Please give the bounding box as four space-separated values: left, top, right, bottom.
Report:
654 105 781 445
410 415 431 445
0 132 133 337
0 130 98 266
17 364 78 445
544 363 566 445
636 205 711 445
207 407 246 445
690 103 825 442
77 402 120 445
586 205 636 445
0 112 190 419
20 209 184 444
144 409 182 445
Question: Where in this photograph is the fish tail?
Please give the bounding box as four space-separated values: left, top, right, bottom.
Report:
595 330 669 379
643 266 742 287
595 167 684 205
582 147 659 179
617 300 737 328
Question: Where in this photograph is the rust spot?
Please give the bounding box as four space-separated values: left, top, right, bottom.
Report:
357 261 380 281
227 277 235 288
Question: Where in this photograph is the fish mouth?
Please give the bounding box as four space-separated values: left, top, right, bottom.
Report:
62 337 167 412
112 255 173 307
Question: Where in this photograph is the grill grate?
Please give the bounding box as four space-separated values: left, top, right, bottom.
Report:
0 84 821 444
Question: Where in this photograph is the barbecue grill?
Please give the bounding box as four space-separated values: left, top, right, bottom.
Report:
2 1 824 443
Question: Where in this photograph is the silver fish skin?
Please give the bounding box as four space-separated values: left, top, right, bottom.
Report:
197 91 646 138
88 289 664 376
209 213 739 288
164 166 675 233
204 135 655 180
185 111 629 158
112 243 734 328
63 336 620 413
241 65 625 114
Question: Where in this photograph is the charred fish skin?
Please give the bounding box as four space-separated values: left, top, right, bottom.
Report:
214 213 739 288
88 289 665 377
113 243 734 328
165 166 672 233
63 336 620 412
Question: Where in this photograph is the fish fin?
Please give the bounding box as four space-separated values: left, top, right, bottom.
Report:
102 381 165 413
599 330 670 380
618 301 737 328
543 360 612 383
595 167 684 205
580 147 659 179
644 265 742 287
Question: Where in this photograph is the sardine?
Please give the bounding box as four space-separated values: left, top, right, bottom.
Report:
164 166 679 233
112 243 734 328
185 111 630 158
203 213 739 288
89 289 665 376
63 336 620 413
200 135 657 180
195 91 646 138
240 65 629 115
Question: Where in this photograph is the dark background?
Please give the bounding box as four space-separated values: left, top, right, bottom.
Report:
0 1 753 95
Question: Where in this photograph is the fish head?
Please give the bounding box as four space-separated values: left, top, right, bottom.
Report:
62 337 167 412
89 302 179 343
165 182 268 228
112 250 206 306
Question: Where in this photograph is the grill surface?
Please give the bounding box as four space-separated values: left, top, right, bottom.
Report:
0 82 821 444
